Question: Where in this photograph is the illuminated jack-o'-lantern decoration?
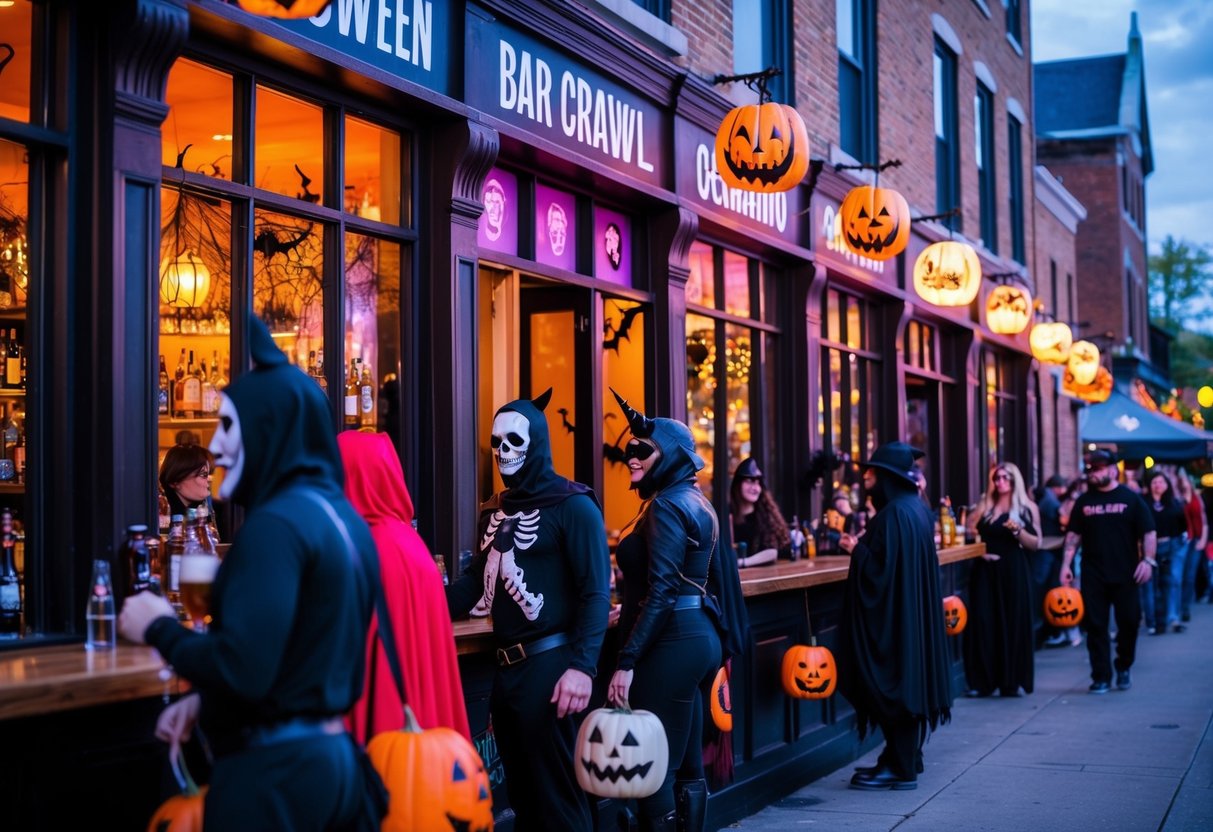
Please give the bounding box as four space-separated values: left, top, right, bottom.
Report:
986 284 1033 335
1029 321 1073 364
781 640 837 700
236 0 333 18
715 102 809 193
1063 365 1113 403
912 241 981 307
710 666 733 732
1043 586 1085 628
1067 340 1101 386
838 185 911 261
575 706 669 799
367 706 495 832
943 595 967 635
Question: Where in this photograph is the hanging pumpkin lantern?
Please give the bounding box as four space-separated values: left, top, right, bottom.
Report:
942 595 967 635
147 746 206 832
715 102 809 193
575 705 669 799
1063 365 1113 403
160 250 212 309
1043 586 1085 628
367 705 495 832
838 185 911 261
236 0 333 18
1029 321 1073 364
1067 340 1101 386
986 284 1033 335
781 639 837 700
710 665 733 732
912 241 981 307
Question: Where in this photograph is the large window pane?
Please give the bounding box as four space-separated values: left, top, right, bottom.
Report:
686 241 715 308
162 60 234 179
686 313 716 495
601 297 645 536
0 0 32 122
253 208 325 367
344 233 401 435
255 85 324 204
344 116 404 226
724 323 752 477
723 250 750 317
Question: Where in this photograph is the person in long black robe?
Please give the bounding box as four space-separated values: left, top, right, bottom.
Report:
964 512 1037 697
838 442 953 790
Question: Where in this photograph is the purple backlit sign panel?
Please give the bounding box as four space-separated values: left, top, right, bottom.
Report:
594 207 631 288
535 183 576 272
478 167 519 256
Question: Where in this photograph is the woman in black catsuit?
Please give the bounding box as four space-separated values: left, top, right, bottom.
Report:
606 392 723 832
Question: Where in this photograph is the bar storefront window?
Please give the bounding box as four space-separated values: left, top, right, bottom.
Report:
818 285 879 497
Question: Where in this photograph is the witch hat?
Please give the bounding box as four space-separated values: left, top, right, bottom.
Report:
610 388 655 438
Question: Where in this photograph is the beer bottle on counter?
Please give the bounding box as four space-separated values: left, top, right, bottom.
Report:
344 359 359 430
434 553 449 586
0 509 20 638
123 524 153 594
165 513 185 610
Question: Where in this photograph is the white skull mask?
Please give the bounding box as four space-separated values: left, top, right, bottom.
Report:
491 410 530 477
209 395 244 500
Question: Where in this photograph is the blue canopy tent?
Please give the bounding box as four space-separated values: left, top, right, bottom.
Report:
1079 389 1213 461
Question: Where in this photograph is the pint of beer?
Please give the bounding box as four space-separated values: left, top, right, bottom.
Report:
180 553 220 632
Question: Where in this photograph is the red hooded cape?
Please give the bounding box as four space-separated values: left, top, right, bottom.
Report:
338 431 470 741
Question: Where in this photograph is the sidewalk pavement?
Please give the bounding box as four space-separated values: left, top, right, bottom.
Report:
731 602 1213 831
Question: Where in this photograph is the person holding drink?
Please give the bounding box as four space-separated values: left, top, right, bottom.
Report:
118 316 386 830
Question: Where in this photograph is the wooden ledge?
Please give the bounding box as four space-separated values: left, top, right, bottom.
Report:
738 543 985 597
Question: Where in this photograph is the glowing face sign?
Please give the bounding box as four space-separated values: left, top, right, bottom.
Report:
547 202 568 255
482 178 507 242
209 395 244 500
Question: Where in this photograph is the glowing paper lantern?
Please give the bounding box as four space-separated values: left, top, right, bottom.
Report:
1029 321 1072 364
986 285 1033 335
1198 386 1213 409
160 251 212 309
1067 340 1101 386
912 241 981 307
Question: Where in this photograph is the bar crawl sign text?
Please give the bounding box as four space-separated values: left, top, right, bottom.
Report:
467 6 663 187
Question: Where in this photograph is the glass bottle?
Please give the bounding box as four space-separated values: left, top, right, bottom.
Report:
314 348 327 392
344 359 359 429
4 328 21 389
158 354 171 415
359 359 375 427
85 559 116 650
0 509 21 638
123 524 153 595
165 513 185 611
434 553 449 586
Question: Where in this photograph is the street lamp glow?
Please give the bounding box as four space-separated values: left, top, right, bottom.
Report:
1198 386 1213 408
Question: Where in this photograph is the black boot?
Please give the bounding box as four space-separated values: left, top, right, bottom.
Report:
676 779 708 832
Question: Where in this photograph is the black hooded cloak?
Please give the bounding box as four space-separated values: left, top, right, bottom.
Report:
838 471 952 738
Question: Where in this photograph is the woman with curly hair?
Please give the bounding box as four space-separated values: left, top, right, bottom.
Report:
730 457 791 567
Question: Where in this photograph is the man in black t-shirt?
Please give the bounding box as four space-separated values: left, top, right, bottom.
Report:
1061 450 1156 694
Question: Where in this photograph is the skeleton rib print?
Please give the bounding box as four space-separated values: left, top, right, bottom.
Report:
481 509 545 621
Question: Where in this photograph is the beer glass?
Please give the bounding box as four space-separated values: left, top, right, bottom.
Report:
179 553 219 633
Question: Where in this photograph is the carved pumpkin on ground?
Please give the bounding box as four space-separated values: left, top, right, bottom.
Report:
943 595 967 635
913 241 982 307
367 705 494 832
839 185 911 261
575 706 669 799
1043 587 1085 628
781 639 837 700
147 746 206 832
715 102 809 193
236 0 333 17
710 665 733 732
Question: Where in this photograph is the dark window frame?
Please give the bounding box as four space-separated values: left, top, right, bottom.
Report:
934 39 960 230
1006 0 1023 45
837 0 878 163
733 0 795 103
975 82 997 253
631 0 671 24
1007 113 1025 263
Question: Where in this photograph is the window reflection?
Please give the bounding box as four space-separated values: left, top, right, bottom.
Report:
686 241 715 308
0 140 29 311
344 233 401 436
253 208 324 366
601 297 645 535
686 313 716 495
162 60 234 179
344 116 404 226
724 323 752 475
255 85 324 204
0 0 32 123
723 251 750 317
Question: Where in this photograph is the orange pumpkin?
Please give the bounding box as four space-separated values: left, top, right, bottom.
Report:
1043 586 1085 628
839 185 911 261
367 705 495 832
913 241 982 307
147 747 206 832
715 102 809 193
1063 365 1113 403
943 595 967 635
236 0 332 18
710 666 733 732
781 639 836 700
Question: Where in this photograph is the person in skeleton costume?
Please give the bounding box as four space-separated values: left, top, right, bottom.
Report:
447 389 610 832
119 317 385 831
605 391 725 832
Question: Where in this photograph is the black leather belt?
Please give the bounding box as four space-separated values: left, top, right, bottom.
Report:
674 595 703 610
496 632 570 667
212 715 346 757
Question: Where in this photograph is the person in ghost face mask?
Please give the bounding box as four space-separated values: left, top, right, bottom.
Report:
446 389 610 832
119 317 386 831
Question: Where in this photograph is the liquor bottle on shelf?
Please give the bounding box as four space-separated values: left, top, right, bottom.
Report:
158 354 171 415
173 349 187 417
182 350 202 417
359 359 375 428
4 328 21 389
158 490 171 536
12 420 24 484
344 359 359 430
0 509 20 637
201 358 218 415
314 348 327 393
938 500 953 548
211 350 225 391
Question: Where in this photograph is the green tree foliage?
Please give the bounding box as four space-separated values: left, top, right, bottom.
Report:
1148 236 1213 332
1169 329 1213 392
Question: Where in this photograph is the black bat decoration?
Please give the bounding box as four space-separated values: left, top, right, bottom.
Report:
174 143 193 170
295 164 320 204
556 407 575 434
602 412 630 468
603 303 644 353
253 224 313 259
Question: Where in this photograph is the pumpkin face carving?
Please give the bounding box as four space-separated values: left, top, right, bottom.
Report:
715 102 809 193
781 642 837 700
367 706 495 832
986 284 1033 335
575 707 668 799
1029 322 1073 364
1063 365 1113 403
839 185 911 261
710 666 733 732
1043 586 1085 627
236 0 333 18
913 241 982 307
943 595 967 635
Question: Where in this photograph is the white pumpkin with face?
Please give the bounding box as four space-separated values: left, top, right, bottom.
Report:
575 707 669 799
